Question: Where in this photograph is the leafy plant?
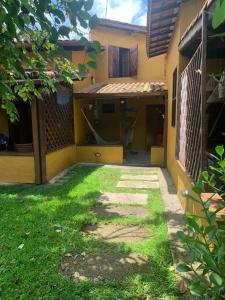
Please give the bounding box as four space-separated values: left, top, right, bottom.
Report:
0 0 101 121
212 0 225 29
177 146 225 299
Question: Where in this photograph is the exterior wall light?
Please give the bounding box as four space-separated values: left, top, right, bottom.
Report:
182 189 189 197
95 152 101 158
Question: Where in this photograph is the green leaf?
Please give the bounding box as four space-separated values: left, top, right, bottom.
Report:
202 171 209 181
212 0 225 29
58 25 71 37
210 272 223 286
193 180 204 194
189 281 204 297
91 40 102 53
177 230 187 241
215 145 224 157
52 9 65 22
87 60 97 69
80 36 89 46
78 64 87 76
177 263 192 272
84 0 94 11
186 217 201 233
89 14 99 29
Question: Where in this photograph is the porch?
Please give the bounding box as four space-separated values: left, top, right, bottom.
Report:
74 82 167 167
0 84 76 184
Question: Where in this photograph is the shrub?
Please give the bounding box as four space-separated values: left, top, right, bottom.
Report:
177 146 225 299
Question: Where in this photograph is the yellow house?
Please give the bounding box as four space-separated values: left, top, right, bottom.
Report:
1 0 224 199
73 19 167 167
146 0 225 213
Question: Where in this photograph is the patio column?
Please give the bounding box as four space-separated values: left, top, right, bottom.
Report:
31 97 47 184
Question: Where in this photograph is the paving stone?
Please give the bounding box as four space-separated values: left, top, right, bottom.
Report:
121 167 158 173
93 205 149 218
99 192 148 205
117 181 159 189
83 224 150 243
121 174 158 181
60 252 150 282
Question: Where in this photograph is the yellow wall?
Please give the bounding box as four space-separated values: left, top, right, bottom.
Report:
76 145 123 164
46 145 76 181
0 155 35 183
91 26 166 84
72 51 96 92
0 109 9 135
72 25 166 93
165 0 207 212
151 147 164 167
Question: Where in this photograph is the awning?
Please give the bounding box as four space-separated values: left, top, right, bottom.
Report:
74 82 166 99
146 0 182 58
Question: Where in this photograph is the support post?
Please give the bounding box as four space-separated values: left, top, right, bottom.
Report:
200 10 207 175
37 99 47 183
31 98 41 184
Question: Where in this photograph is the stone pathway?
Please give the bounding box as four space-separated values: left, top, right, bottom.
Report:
121 174 158 181
99 192 148 205
84 224 150 243
60 165 185 293
61 166 157 282
117 180 159 189
93 204 149 218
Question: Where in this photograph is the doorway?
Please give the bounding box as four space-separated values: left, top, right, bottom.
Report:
146 105 165 165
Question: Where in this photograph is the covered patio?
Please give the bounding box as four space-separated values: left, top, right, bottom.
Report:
74 82 167 166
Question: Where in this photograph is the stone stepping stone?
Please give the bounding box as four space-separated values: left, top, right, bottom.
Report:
121 167 158 173
117 181 159 189
99 192 148 205
83 224 150 243
60 252 149 282
93 205 149 218
121 174 158 181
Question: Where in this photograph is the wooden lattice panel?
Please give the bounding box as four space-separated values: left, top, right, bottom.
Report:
176 44 202 182
44 86 74 153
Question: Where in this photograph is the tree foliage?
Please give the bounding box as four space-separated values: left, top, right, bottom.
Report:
0 0 101 121
177 146 225 299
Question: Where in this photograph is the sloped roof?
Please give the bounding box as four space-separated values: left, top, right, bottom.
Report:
98 18 147 34
74 82 166 99
146 0 183 57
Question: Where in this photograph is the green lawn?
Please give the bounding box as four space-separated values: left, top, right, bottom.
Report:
0 165 178 299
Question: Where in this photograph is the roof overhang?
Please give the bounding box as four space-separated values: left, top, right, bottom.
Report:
146 0 183 58
74 82 167 99
98 18 147 34
179 0 225 58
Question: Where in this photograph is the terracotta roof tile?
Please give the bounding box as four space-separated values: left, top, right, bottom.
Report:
74 82 166 99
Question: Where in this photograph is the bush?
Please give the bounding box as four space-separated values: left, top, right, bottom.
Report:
177 146 225 299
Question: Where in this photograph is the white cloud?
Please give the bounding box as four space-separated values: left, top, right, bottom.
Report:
92 0 147 25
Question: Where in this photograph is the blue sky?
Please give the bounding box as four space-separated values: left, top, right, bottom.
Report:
91 0 148 26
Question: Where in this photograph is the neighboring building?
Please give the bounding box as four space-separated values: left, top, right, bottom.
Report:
147 0 225 212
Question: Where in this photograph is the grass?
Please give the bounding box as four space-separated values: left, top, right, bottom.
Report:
0 165 178 300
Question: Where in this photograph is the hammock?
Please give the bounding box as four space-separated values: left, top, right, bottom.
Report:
81 109 119 145
124 116 138 149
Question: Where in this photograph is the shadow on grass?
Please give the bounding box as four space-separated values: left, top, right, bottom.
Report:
0 165 178 300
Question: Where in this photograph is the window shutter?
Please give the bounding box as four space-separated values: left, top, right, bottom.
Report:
129 45 138 77
108 45 119 78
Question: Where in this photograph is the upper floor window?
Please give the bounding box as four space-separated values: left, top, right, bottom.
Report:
171 67 177 127
108 45 138 78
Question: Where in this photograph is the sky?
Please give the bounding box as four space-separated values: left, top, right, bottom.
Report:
91 0 148 26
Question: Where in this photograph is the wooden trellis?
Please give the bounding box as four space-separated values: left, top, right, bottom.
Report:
44 86 74 153
176 43 203 182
